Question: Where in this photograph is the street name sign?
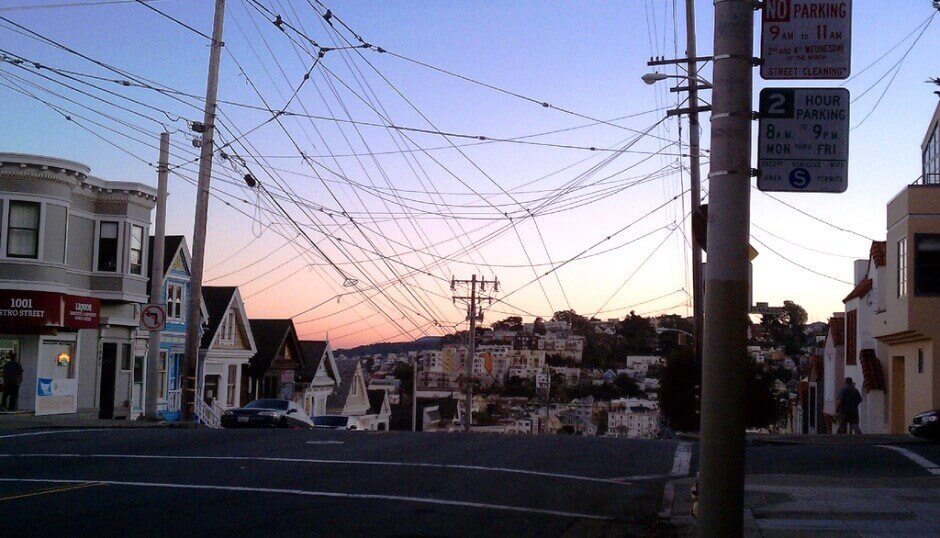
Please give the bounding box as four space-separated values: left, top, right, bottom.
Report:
761 0 852 80
757 88 849 193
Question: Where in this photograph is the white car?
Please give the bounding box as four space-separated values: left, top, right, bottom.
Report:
312 415 360 430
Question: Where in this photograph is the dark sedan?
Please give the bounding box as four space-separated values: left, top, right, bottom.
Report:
220 399 314 429
909 409 940 441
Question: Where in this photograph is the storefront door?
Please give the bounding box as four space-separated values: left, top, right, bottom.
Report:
99 343 117 419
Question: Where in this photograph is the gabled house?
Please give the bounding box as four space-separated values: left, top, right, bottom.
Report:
299 339 339 417
145 235 206 421
366 389 391 431
248 319 302 402
822 313 845 428
326 358 371 421
199 286 256 410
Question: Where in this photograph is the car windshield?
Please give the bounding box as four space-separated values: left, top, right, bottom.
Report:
313 416 348 427
245 399 289 410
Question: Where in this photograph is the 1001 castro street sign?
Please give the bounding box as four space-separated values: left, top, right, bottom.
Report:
761 0 851 80
757 88 849 193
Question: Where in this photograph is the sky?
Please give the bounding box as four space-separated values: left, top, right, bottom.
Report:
1 0 938 348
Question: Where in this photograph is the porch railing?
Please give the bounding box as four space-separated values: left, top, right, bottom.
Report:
194 398 221 429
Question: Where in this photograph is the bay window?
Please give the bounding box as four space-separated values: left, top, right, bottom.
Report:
7 201 40 258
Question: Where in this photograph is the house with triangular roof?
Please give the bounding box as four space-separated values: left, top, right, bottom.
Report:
248 319 302 402
299 339 339 417
199 286 256 410
145 235 207 421
326 358 393 430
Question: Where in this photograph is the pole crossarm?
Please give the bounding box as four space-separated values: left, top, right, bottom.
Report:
451 275 499 433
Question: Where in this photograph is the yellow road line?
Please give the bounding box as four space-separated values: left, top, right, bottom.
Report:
0 481 103 502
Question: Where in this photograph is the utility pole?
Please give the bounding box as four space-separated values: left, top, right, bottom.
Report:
412 356 417 432
144 132 169 419
699 0 753 534
684 0 704 372
451 275 498 433
181 0 226 421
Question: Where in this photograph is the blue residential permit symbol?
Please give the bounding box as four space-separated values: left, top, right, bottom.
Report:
37 378 53 396
789 168 811 189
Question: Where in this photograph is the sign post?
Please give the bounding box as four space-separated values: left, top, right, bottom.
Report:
761 0 852 80
757 87 850 193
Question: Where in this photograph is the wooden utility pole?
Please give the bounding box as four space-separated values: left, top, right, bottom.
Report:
144 132 169 419
699 0 753 534
451 275 498 433
181 0 226 421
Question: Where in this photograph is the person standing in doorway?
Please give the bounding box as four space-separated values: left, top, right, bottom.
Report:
836 377 863 434
2 352 24 411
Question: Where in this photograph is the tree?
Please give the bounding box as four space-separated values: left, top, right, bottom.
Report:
760 301 808 356
619 311 656 354
659 346 700 432
492 316 523 332
613 373 644 398
654 315 694 356
391 362 414 400
533 317 546 335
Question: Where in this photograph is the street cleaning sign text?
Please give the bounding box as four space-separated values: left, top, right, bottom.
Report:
758 88 849 193
761 0 852 80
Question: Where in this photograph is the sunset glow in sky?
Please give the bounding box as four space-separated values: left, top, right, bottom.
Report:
2 1 938 347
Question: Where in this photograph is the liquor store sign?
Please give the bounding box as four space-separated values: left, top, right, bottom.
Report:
0 290 100 329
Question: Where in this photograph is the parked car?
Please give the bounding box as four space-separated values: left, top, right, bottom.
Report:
312 415 360 430
221 399 314 429
909 409 940 442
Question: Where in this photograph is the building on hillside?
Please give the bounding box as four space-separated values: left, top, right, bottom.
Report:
145 235 205 421
298 339 338 417
248 319 302 401
873 126 940 432
0 153 157 418
199 286 257 410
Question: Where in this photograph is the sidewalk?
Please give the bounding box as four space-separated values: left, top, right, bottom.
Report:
663 475 940 536
0 410 191 430
677 432 927 447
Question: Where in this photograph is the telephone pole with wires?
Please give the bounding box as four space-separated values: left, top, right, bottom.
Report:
181 0 226 421
451 275 498 433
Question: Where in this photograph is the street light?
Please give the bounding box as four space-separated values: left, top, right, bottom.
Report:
656 327 694 345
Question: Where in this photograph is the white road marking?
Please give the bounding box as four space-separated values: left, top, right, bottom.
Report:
670 443 692 476
877 444 940 475
305 440 345 445
0 429 111 440
0 453 631 486
0 477 614 521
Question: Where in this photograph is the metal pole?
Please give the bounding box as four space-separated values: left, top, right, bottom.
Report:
465 274 477 433
699 0 752 535
181 0 226 421
685 0 704 377
412 357 417 432
144 132 170 419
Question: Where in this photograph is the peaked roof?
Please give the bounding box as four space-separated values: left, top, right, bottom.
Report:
147 235 185 276
299 340 332 381
326 359 361 413
248 319 297 375
842 278 872 303
201 286 237 349
367 389 387 415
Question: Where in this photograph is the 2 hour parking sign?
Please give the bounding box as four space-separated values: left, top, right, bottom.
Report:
757 88 849 193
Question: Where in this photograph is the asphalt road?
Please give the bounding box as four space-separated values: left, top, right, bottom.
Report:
0 429 936 537
0 429 683 537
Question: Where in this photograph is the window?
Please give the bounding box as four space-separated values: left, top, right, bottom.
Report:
133 354 144 384
898 237 907 298
925 126 939 184
918 349 924 374
914 234 940 296
129 225 144 274
219 311 236 344
167 283 183 321
97 221 119 272
120 343 132 371
158 350 168 398
226 364 237 407
7 201 40 258
845 309 857 366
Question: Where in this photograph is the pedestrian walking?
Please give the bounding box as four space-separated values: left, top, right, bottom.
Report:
836 377 862 434
2 352 24 412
